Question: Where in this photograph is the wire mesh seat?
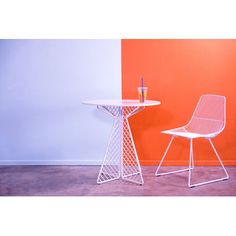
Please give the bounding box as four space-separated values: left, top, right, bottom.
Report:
155 94 229 188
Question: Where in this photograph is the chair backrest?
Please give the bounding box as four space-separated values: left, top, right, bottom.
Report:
185 94 226 135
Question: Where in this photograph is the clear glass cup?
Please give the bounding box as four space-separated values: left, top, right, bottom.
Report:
137 87 148 103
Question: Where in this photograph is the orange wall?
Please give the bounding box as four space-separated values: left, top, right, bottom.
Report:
122 39 236 166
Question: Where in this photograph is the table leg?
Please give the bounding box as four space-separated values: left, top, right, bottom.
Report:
97 117 121 184
97 106 144 185
121 116 144 185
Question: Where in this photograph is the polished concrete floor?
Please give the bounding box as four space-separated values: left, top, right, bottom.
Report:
0 166 235 196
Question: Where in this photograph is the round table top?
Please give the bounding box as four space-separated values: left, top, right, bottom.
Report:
83 99 161 107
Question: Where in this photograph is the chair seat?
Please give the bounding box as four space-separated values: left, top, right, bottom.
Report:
161 127 217 139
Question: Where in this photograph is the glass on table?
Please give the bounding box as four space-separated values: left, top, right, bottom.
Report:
137 87 148 103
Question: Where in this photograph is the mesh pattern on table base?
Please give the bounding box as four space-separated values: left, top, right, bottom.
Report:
97 118 121 184
121 117 143 184
97 106 143 185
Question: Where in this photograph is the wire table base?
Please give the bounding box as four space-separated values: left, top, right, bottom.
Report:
97 105 144 185
83 99 161 185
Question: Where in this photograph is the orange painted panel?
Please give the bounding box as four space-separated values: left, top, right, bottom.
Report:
122 39 236 166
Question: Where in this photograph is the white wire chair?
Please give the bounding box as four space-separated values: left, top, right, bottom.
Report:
155 94 229 188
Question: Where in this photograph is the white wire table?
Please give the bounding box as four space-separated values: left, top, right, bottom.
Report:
83 99 161 185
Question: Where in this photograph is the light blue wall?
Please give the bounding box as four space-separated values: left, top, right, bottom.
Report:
0 40 121 165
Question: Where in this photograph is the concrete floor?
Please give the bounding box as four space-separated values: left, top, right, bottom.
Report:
0 166 235 196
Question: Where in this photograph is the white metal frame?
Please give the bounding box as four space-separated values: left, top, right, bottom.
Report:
96 105 144 185
155 95 229 188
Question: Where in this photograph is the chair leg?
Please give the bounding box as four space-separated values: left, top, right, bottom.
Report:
155 136 193 176
188 139 194 187
155 136 174 176
209 139 229 179
188 138 229 188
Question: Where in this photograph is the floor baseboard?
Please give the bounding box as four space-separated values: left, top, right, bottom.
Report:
0 160 235 166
